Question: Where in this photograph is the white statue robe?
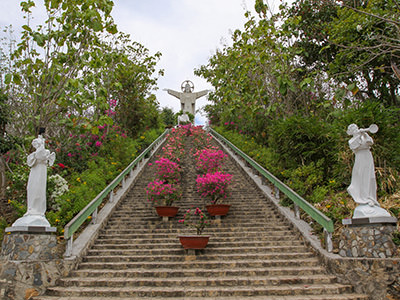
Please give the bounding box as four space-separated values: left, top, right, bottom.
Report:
347 133 379 206
25 148 55 216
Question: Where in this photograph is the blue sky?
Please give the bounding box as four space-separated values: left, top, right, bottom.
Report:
0 0 284 125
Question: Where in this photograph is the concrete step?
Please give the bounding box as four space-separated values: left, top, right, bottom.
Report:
101 224 294 234
82 251 316 263
89 244 307 253
92 239 305 249
59 274 339 288
70 265 327 278
34 294 370 300
77 258 321 270
97 228 298 237
94 235 304 245
43 283 356 297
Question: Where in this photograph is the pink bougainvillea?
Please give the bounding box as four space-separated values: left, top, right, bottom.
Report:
154 157 181 183
196 171 232 204
194 148 227 173
145 179 182 206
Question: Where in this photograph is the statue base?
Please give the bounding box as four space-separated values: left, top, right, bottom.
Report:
2 226 58 261
12 214 51 227
339 217 398 258
353 204 391 218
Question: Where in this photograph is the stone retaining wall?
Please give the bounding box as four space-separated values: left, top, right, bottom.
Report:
1 232 59 261
322 255 400 300
0 258 73 300
339 223 397 258
0 230 75 300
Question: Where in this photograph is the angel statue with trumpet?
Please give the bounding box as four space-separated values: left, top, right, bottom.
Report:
346 124 391 218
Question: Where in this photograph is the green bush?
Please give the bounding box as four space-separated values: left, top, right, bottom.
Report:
268 115 337 178
281 159 325 200
214 126 281 175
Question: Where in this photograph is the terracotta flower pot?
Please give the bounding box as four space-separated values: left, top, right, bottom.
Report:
178 236 210 249
206 204 231 216
155 206 179 217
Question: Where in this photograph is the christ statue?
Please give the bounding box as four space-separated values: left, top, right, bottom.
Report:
164 80 209 116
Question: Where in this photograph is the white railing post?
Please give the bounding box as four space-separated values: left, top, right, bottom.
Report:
324 229 333 253
294 203 300 219
65 236 73 257
91 208 98 224
274 186 280 199
122 176 126 189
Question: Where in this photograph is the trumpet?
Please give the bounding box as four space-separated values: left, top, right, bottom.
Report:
358 124 379 134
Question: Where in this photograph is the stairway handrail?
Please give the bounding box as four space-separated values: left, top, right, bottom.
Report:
64 129 169 244
210 128 334 234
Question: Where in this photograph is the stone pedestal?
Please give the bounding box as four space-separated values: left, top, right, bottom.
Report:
339 217 398 258
0 226 64 299
1 226 58 261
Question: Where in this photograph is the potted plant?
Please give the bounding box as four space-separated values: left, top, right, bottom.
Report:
145 179 182 217
196 171 233 217
178 207 210 249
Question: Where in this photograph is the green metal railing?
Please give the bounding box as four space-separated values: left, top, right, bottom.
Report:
64 129 169 256
210 128 334 251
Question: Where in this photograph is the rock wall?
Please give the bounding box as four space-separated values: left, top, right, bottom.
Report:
0 258 70 300
321 254 400 300
0 231 74 300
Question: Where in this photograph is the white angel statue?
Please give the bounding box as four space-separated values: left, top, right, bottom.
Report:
346 124 390 218
12 135 55 227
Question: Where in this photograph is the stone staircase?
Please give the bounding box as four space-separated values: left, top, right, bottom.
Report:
35 136 369 299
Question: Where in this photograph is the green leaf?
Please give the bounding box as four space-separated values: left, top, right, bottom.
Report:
92 21 102 32
13 74 21 84
347 83 355 91
4 74 11 84
91 126 99 135
20 1 35 13
33 33 45 47
106 24 118 35
50 0 61 9
279 83 287 96
22 25 32 32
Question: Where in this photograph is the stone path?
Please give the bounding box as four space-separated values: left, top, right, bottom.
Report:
35 135 368 299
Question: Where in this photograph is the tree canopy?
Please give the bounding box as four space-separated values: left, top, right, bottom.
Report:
1 0 163 140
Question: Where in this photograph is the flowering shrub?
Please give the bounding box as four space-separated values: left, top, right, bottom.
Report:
159 128 186 162
47 174 69 210
195 148 227 173
196 171 232 204
53 124 129 174
178 207 209 235
145 127 187 209
190 126 213 150
154 157 181 183
145 179 182 206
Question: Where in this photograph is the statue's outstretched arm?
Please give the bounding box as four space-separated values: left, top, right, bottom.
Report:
165 89 182 99
194 90 209 99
